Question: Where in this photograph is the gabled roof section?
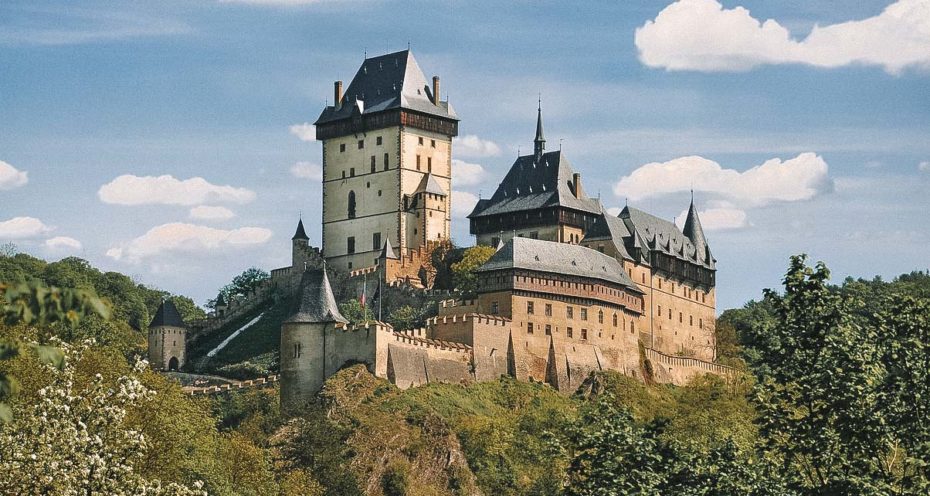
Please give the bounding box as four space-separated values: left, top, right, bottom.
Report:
582 213 634 261
380 238 398 260
415 173 447 196
621 206 715 269
292 219 309 241
150 300 186 329
477 237 641 293
286 270 349 324
468 151 601 218
315 50 457 126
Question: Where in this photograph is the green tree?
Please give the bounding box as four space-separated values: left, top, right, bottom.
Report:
451 245 496 295
338 299 372 325
387 305 419 331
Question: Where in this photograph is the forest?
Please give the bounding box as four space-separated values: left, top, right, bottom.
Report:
1 248 929 495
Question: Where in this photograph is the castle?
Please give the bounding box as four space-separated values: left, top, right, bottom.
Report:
278 49 729 412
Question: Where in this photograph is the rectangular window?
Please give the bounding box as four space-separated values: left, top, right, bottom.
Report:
491 301 499 314
658 305 662 315
581 308 588 321
527 322 533 334
527 301 534 314
384 153 389 170
357 139 364 149
338 143 347 153
581 329 588 340
350 168 355 177
567 327 573 338
545 303 552 316
567 306 574 319
347 236 355 254
416 155 421 170
431 139 436 148
427 157 432 172
342 170 346 179
370 156 376 173
418 137 424 145
679 312 683 323
545 324 552 335
372 232 381 251
376 136 383 146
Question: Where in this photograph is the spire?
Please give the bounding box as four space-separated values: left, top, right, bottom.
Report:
286 270 348 324
380 238 398 260
682 196 708 261
292 218 309 241
534 98 545 162
149 299 186 328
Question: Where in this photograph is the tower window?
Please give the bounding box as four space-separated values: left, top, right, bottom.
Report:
491 301 499 314
350 168 355 177
581 308 588 321
376 136 383 145
598 310 604 324
372 232 381 251
347 236 355 254
613 313 618 327
384 153 389 170
567 327 573 338
416 155 421 171
545 324 552 335
347 191 356 219
357 140 364 149
527 322 533 334
527 301 534 314
340 143 346 153
567 306 574 319
370 156 376 173
418 137 424 145
342 170 346 179
427 157 432 172
581 329 588 340
431 139 436 148
545 303 552 316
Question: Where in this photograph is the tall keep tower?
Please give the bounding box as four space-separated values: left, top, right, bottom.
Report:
314 50 459 272
147 300 187 371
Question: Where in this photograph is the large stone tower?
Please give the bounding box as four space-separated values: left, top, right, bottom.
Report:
147 300 187 371
279 269 349 412
314 49 459 273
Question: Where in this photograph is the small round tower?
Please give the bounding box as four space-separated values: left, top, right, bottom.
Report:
147 299 188 371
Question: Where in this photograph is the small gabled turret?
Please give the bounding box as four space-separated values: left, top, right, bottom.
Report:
292 219 309 241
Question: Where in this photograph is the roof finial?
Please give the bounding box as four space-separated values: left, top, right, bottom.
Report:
534 98 545 162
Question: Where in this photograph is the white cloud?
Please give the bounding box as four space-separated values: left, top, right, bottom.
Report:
189 205 235 221
452 190 479 218
290 162 323 181
635 0 930 74
106 223 272 263
0 217 52 239
289 122 316 141
452 159 488 187
0 161 28 190
919 161 930 172
98 174 255 206
45 236 83 251
613 152 831 207
454 135 501 158
676 202 750 231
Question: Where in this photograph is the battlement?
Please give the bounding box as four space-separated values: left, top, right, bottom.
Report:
644 347 734 384
427 313 510 327
390 331 472 353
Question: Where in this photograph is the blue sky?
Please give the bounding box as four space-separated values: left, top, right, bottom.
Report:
1 0 928 311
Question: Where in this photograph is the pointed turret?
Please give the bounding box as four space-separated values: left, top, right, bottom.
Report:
286 270 348 324
380 238 399 260
292 219 309 241
682 195 708 261
149 299 186 329
533 100 545 162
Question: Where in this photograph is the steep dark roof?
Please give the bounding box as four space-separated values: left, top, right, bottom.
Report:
415 173 447 196
286 270 349 324
292 219 309 241
582 213 635 261
215 292 227 307
315 50 457 126
621 206 715 269
468 151 602 218
477 237 641 293
682 200 708 256
149 300 186 328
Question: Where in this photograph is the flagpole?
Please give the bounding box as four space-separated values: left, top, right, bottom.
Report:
378 264 383 322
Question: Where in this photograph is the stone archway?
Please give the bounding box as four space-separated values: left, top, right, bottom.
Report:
168 356 179 371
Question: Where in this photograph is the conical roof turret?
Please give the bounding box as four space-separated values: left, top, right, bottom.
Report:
150 299 186 328
292 219 309 241
682 194 708 260
286 269 348 324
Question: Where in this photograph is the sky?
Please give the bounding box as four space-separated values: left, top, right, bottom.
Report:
1 0 929 311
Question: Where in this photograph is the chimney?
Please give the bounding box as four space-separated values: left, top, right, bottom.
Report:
432 76 440 105
334 81 343 110
573 172 581 198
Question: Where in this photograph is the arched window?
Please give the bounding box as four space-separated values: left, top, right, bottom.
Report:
598 310 604 324
348 191 356 218
612 313 618 327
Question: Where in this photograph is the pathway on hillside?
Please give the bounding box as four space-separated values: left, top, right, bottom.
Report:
206 312 264 358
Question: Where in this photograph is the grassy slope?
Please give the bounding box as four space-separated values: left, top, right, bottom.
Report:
290 365 757 496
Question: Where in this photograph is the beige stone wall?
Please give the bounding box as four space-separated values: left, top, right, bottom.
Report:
399 127 451 249
147 326 186 371
476 223 588 247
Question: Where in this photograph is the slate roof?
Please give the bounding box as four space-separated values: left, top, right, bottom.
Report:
315 50 457 126
682 201 708 258
150 300 186 328
620 206 715 269
292 219 309 241
477 237 642 293
286 270 349 324
468 151 602 218
380 238 398 260
582 214 635 261
415 173 447 196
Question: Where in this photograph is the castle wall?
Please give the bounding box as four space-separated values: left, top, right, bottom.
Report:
645 347 733 385
385 336 472 389
148 325 186 371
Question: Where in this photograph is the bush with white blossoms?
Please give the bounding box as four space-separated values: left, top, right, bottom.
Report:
0 340 206 495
